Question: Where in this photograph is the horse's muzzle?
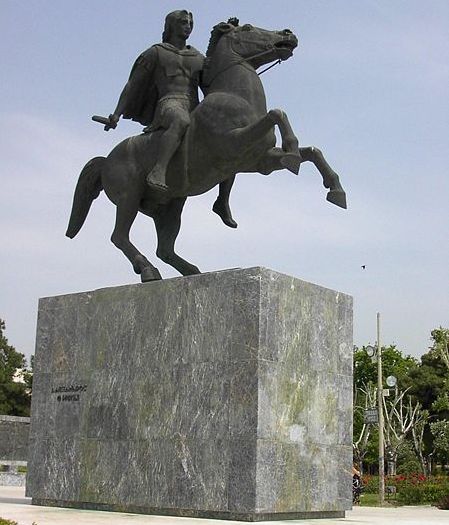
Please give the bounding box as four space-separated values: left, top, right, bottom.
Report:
274 35 298 60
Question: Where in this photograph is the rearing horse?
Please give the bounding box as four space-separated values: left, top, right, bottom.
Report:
66 21 347 282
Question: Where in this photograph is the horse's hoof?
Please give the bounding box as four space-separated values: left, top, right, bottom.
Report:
141 266 162 282
281 153 302 175
184 266 201 276
326 189 347 209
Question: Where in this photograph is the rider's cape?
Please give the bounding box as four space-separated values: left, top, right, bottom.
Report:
120 43 204 126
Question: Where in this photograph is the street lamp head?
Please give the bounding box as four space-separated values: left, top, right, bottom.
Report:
365 345 375 357
386 375 397 387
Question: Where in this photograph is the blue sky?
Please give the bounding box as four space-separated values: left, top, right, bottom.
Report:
1 1 448 360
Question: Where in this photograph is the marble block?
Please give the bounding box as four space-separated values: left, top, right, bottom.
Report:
26 267 353 520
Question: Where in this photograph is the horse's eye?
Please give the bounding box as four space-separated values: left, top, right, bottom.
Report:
242 24 253 31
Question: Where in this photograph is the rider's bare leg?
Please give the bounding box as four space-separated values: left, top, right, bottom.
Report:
147 117 189 191
212 175 237 228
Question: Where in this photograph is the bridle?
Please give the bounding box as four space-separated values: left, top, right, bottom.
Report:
203 45 286 87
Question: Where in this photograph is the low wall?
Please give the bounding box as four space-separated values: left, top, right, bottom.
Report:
0 415 30 486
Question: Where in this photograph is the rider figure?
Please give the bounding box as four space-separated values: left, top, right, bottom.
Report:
103 10 237 228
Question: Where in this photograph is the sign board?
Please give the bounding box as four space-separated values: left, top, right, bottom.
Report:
364 408 378 424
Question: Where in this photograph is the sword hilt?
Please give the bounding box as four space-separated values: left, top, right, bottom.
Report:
92 114 117 131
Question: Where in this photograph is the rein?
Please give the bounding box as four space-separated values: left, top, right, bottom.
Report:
241 47 284 75
203 47 283 87
235 47 284 76
258 58 282 76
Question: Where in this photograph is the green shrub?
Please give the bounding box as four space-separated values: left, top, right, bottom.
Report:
0 518 18 525
389 474 449 505
396 441 423 475
361 474 379 494
360 473 449 505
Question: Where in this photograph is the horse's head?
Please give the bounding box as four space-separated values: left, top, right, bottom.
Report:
206 19 298 71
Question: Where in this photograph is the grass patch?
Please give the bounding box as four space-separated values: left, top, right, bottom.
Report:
357 492 399 507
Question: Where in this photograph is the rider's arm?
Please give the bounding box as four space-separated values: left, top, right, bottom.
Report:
110 47 158 124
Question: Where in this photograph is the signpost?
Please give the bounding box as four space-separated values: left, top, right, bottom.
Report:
364 408 379 424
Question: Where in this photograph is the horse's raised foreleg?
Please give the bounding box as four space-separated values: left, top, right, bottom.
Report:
154 198 201 276
256 146 347 209
299 146 347 209
257 147 288 175
224 109 301 174
111 198 162 282
267 109 301 162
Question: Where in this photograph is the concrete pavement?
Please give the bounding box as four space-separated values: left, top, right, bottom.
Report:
0 486 447 525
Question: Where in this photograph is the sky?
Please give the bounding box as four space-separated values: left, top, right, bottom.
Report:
1 1 448 362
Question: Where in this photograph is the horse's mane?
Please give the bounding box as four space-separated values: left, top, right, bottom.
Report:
206 26 224 58
206 17 239 57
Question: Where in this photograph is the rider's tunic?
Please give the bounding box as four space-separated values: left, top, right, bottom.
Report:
119 43 204 129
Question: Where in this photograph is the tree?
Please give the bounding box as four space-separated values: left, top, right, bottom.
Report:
382 388 425 475
430 420 449 468
353 345 423 474
353 384 375 474
0 319 32 416
353 345 418 392
396 439 424 475
409 348 448 411
411 408 430 474
431 328 449 370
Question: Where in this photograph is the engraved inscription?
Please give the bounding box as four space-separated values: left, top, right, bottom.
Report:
51 384 87 402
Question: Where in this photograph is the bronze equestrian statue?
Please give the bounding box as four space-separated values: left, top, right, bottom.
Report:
66 13 347 282
93 10 238 228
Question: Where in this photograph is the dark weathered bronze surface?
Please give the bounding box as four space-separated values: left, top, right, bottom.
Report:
68 13 347 282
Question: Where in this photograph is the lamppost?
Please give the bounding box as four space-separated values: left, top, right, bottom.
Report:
365 312 384 505
385 375 397 476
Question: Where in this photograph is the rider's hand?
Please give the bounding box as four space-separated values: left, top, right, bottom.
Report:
105 114 119 131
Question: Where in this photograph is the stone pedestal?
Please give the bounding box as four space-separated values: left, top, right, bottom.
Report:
27 267 353 520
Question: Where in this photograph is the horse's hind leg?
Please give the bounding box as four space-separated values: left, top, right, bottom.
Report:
154 198 201 276
299 146 347 209
111 198 162 282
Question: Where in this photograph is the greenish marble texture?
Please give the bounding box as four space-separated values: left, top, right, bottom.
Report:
27 268 353 520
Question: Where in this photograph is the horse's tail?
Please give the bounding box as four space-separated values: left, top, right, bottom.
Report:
65 156 105 239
